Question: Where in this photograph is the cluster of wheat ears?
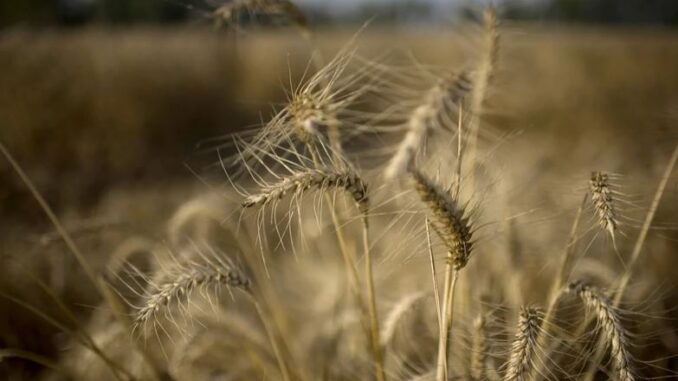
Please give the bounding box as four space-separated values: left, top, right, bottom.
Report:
1 2 678 381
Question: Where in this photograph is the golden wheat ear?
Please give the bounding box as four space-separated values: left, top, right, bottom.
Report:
385 71 471 180
504 306 542 381
132 248 251 334
565 281 635 381
409 166 473 270
589 171 620 243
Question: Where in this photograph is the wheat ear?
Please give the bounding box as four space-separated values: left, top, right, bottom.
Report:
133 257 251 330
410 167 473 269
385 72 471 180
566 282 634 381
242 168 368 212
466 5 499 177
589 171 619 242
504 306 542 381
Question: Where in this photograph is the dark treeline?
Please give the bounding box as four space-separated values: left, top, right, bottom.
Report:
1 0 677 28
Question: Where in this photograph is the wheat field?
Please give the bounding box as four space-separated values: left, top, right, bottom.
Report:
1 6 678 381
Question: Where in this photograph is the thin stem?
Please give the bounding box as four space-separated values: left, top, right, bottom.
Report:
362 217 386 381
426 218 446 378
436 267 459 381
455 103 463 197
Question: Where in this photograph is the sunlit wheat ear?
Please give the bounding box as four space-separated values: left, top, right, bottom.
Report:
409 166 473 270
242 167 369 213
504 306 542 381
565 281 634 381
385 71 471 180
132 251 251 335
213 0 310 36
227 42 380 174
589 171 619 241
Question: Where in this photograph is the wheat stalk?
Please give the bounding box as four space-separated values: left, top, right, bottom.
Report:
505 306 542 381
565 281 634 381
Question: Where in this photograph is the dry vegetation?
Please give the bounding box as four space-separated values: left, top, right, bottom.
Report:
1 5 678 381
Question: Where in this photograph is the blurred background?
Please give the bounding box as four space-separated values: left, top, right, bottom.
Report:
1 0 678 379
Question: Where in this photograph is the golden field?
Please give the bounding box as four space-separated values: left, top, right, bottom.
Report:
1 23 678 380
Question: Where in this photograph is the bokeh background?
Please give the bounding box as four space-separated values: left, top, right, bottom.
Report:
1 0 678 379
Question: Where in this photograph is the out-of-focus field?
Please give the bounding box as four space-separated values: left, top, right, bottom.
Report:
1 26 678 379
